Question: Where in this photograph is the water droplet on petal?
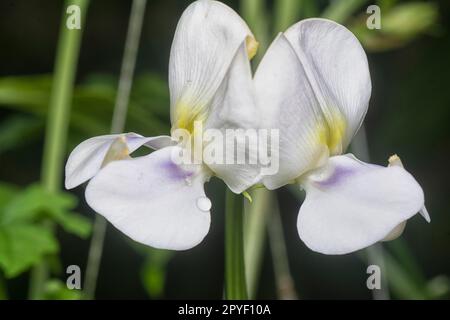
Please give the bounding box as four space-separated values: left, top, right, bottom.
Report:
196 196 211 212
184 177 192 186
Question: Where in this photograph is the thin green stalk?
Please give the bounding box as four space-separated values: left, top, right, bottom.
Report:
239 0 270 300
29 0 89 300
268 199 298 300
273 0 302 34
225 190 247 300
242 0 301 300
244 189 271 298
83 0 147 300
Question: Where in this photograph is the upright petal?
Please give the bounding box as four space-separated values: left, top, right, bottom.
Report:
85 146 211 250
297 154 425 255
204 41 261 193
65 133 173 189
254 34 329 189
169 0 255 132
283 18 372 153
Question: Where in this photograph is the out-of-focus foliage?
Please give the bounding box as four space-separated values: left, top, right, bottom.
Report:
140 248 173 298
0 73 170 152
43 279 81 300
384 240 450 299
0 116 43 154
0 183 90 278
351 2 440 51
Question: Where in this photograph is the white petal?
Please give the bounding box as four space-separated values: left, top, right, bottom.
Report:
254 34 329 189
297 154 424 255
65 133 172 189
388 154 431 223
204 41 261 193
85 146 211 250
283 18 372 152
169 0 254 130
382 221 407 242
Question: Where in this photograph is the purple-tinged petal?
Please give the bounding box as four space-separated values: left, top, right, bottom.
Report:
297 154 425 255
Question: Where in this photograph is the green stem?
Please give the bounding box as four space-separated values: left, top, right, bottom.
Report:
274 0 302 34
244 189 271 299
268 200 298 299
83 0 147 300
239 0 271 300
225 190 247 300
29 0 88 300
242 0 302 300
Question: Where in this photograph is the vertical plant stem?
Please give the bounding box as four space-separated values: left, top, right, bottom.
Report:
242 0 300 299
29 0 89 300
273 0 302 34
244 189 271 298
83 0 147 300
239 0 271 300
268 199 298 299
225 190 247 300
351 125 390 300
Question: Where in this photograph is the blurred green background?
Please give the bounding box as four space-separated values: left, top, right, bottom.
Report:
0 0 449 299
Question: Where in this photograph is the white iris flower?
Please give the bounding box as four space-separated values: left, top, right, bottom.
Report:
255 18 430 254
65 0 429 255
65 0 260 250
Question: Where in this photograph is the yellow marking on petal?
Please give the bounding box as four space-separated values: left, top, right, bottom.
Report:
317 109 347 156
101 136 130 167
245 35 259 61
172 100 208 134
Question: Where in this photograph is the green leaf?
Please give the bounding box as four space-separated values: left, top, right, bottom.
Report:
2 184 76 225
1 184 91 238
43 279 81 300
139 248 173 298
350 2 439 52
0 183 19 212
52 212 92 239
382 2 439 39
0 73 170 148
0 224 59 278
0 115 44 154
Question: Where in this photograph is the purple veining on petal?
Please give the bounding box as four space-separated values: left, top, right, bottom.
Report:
316 165 355 187
160 160 194 180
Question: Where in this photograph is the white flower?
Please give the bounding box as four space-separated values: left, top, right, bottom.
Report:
255 18 430 255
65 0 260 250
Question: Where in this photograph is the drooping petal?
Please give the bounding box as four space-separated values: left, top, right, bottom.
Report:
203 41 261 193
169 0 255 132
388 154 430 222
283 18 372 153
85 146 211 250
254 34 329 189
65 133 173 189
297 154 425 255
